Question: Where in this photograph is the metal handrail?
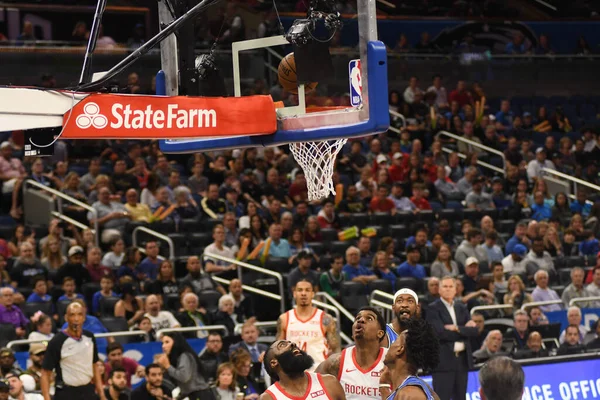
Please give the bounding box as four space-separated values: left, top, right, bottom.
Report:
471 304 512 316
311 299 341 325
521 300 564 311
234 321 277 335
316 291 355 323
7 330 148 349
370 290 394 301
442 147 505 175
437 130 506 172
213 276 282 301
132 226 175 261
24 179 99 246
156 325 228 338
542 168 600 197
370 298 392 310
388 109 407 130
569 296 600 307
51 211 89 232
203 252 286 314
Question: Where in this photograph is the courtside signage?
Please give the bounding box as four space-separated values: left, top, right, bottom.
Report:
62 94 278 139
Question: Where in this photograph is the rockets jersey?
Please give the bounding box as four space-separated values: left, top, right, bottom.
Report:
265 372 332 400
386 376 435 400
385 323 400 348
284 308 329 370
338 345 387 400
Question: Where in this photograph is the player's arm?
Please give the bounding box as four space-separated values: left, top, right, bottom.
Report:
395 386 429 400
276 313 287 340
323 314 341 354
259 393 274 400
315 352 341 376
322 374 347 400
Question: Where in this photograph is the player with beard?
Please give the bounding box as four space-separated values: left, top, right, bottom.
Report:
379 318 440 400
262 340 346 400
382 289 420 348
104 367 129 400
316 307 387 400
276 280 341 371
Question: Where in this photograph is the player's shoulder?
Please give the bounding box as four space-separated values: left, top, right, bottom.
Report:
260 391 275 400
396 385 429 400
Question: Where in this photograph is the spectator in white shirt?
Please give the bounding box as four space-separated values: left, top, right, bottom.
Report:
403 76 422 104
559 306 589 344
586 267 600 308
527 148 556 181
525 238 556 276
388 183 416 212
426 74 448 110
501 244 528 275
144 294 180 331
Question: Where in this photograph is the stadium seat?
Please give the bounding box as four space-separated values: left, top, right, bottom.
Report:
0 323 17 348
371 212 390 227
497 219 516 234
394 211 415 225
564 256 585 269
439 209 462 223
179 218 202 233
557 269 572 285
99 296 121 318
100 317 131 344
338 214 353 229
368 279 393 294
395 277 421 293
164 293 181 312
340 282 369 312
417 210 435 226
330 241 352 255
306 242 325 256
174 256 190 278
21 302 53 319
479 261 490 274
17 287 33 301
198 290 222 313
264 257 291 274
56 300 72 325
154 220 176 234
390 225 408 239
203 218 223 231
81 282 101 309
352 213 370 228
190 232 212 248
320 228 339 242
462 208 476 222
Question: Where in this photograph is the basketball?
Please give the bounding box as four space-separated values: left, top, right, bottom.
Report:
278 52 318 94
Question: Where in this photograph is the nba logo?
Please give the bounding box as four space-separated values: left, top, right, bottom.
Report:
349 59 362 107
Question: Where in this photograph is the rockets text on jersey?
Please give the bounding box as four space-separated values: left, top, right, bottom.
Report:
338 345 387 400
285 308 329 369
265 372 332 400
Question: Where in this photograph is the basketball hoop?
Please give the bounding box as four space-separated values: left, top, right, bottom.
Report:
289 138 347 201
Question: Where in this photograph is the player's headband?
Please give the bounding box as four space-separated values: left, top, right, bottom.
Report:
393 288 419 305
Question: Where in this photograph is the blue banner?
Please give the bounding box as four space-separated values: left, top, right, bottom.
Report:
545 308 600 331
421 357 600 400
14 338 206 388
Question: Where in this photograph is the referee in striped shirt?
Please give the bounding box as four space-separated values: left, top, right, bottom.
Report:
41 302 106 400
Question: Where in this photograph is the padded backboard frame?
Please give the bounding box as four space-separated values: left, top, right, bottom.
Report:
158 0 389 153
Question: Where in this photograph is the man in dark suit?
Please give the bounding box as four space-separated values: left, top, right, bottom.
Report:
426 276 479 400
228 321 268 363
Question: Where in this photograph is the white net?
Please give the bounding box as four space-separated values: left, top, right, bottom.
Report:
289 138 348 201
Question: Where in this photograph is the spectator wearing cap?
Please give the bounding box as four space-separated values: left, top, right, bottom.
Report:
396 244 426 279
5 370 43 400
531 270 562 312
10 242 48 288
55 246 91 288
388 152 405 182
461 257 482 294
527 147 556 181
501 244 528 275
466 177 494 210
25 343 48 391
342 246 376 288
287 251 319 293
0 348 23 379
320 254 345 300
0 287 28 337
455 228 487 267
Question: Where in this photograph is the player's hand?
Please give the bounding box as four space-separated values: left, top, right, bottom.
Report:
258 351 265 363
444 324 458 331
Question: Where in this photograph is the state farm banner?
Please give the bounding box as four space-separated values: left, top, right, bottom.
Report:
61 93 278 139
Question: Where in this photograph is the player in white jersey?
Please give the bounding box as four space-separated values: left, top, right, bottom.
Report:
261 340 345 400
382 289 420 348
380 318 440 400
276 280 341 370
316 307 387 400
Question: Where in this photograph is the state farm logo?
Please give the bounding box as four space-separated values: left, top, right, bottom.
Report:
76 102 108 129
74 101 217 130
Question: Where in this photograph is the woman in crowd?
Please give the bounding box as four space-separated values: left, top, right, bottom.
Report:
503 275 533 314
430 244 459 278
145 260 178 299
40 238 66 271
238 202 260 230
158 332 213 400
101 237 125 269
304 216 322 242
372 251 398 291
532 179 555 208
174 187 199 219
211 294 242 336
141 172 161 207
288 227 312 257
551 192 572 222
543 226 563 257
249 215 267 246
8 225 33 257
114 283 145 327
378 237 400 267
211 362 240 400
569 213 586 240
232 228 255 260
231 348 262 400
116 247 142 283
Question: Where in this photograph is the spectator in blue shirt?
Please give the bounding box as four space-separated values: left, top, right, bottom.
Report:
505 32 528 54
570 189 591 218
26 277 52 303
494 100 514 131
57 277 85 302
396 245 426 280
579 230 600 256
136 241 161 280
532 191 553 221
506 222 531 254
259 223 291 259
342 246 377 285
61 299 110 348
92 275 117 315
372 251 398 291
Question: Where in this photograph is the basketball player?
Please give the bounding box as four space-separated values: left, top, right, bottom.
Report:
382 289 420 348
379 318 441 400
261 340 346 400
276 279 341 370
316 307 387 400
